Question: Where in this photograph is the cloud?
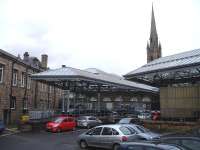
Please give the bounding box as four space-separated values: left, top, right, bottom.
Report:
0 0 200 75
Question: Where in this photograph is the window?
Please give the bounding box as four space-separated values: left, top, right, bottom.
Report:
182 139 200 150
12 70 18 86
10 96 16 109
112 128 119 135
119 126 135 135
88 117 96 120
102 127 113 135
27 76 31 89
86 127 102 135
0 64 4 83
126 146 143 150
21 72 25 87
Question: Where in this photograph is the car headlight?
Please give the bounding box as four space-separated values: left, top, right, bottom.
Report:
82 122 87 126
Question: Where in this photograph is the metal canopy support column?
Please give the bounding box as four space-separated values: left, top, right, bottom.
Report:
62 81 71 114
97 85 101 112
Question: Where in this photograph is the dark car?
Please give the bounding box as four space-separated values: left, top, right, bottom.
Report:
159 137 200 150
120 142 187 150
118 118 141 125
0 120 5 133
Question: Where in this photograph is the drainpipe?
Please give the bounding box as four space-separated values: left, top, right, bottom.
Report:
47 84 50 109
23 67 28 114
34 81 38 109
9 61 15 124
53 85 56 109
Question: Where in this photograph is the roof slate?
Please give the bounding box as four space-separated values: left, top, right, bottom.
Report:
125 48 200 76
31 67 158 92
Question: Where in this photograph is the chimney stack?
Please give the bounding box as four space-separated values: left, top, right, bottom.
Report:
41 54 48 69
23 52 29 62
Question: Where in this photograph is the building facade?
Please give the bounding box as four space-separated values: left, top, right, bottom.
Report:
0 50 62 124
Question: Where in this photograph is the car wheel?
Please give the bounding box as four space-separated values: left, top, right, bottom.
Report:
87 125 90 129
80 140 88 149
57 128 61 133
72 127 76 131
113 144 120 150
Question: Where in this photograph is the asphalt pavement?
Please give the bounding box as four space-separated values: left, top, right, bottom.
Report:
0 129 90 150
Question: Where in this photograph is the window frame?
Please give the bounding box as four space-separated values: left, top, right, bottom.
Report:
27 76 31 89
21 72 25 87
0 65 4 83
10 96 16 110
12 70 18 86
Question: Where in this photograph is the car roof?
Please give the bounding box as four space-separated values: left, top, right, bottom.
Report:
96 124 124 128
79 116 95 118
161 136 200 140
56 116 74 119
121 142 183 150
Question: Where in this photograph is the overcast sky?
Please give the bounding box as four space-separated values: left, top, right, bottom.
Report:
0 0 200 75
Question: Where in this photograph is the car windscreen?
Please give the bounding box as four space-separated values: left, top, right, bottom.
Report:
135 125 149 133
119 118 131 124
78 116 87 120
119 126 136 135
53 117 63 123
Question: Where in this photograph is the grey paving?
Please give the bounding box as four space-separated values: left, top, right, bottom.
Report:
0 129 89 150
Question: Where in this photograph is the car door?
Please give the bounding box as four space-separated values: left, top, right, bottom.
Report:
67 117 75 129
86 127 103 147
61 118 69 130
100 127 116 149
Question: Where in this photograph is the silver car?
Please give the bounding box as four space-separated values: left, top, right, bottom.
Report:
77 124 155 150
125 124 160 140
77 116 102 128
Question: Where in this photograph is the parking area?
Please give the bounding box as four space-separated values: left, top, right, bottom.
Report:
0 129 100 150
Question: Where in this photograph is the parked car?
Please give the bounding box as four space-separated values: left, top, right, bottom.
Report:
151 111 161 121
46 116 76 132
78 124 159 150
77 116 102 128
118 118 141 125
138 112 151 120
126 124 160 140
120 142 187 150
0 120 5 133
159 136 200 150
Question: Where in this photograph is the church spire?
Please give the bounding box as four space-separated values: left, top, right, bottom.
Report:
150 4 157 39
147 4 162 63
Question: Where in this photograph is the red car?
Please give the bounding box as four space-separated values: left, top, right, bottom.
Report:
46 116 76 132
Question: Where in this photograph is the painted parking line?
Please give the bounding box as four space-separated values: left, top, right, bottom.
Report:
0 131 20 138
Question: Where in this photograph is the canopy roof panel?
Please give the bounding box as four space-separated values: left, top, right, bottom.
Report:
125 48 200 77
31 67 158 93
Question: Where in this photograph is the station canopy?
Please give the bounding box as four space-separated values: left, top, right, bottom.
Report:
125 48 200 86
31 66 158 93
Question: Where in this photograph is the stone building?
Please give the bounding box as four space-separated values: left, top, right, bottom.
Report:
0 49 62 124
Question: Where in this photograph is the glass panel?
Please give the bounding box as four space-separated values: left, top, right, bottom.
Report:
119 126 135 135
0 65 3 83
127 146 143 150
182 139 200 150
92 127 102 135
112 128 119 135
102 127 112 135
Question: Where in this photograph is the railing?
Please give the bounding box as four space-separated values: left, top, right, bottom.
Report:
29 110 55 120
